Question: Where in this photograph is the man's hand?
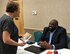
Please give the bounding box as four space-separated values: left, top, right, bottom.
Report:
39 41 52 49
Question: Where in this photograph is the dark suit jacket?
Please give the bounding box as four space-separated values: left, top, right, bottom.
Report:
40 26 67 49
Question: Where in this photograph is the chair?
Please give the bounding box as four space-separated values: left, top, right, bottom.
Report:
67 34 70 48
34 31 42 42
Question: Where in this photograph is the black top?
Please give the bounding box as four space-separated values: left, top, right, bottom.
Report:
0 14 19 54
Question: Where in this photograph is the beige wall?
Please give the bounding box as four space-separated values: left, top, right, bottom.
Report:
0 0 70 33
23 0 70 33
0 0 8 17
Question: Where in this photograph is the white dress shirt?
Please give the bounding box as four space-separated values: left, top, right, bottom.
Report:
49 30 56 49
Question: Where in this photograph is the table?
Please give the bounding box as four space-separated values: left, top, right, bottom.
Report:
17 39 70 54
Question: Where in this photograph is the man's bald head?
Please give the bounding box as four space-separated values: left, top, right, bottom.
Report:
49 19 58 32
49 19 58 27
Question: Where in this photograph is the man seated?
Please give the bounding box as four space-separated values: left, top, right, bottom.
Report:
39 19 67 49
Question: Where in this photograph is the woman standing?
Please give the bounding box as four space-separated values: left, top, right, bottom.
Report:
0 2 25 54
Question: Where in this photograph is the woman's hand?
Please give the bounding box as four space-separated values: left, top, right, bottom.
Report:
18 42 26 46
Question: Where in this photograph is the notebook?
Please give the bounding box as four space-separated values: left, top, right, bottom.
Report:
20 32 32 42
24 45 46 54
